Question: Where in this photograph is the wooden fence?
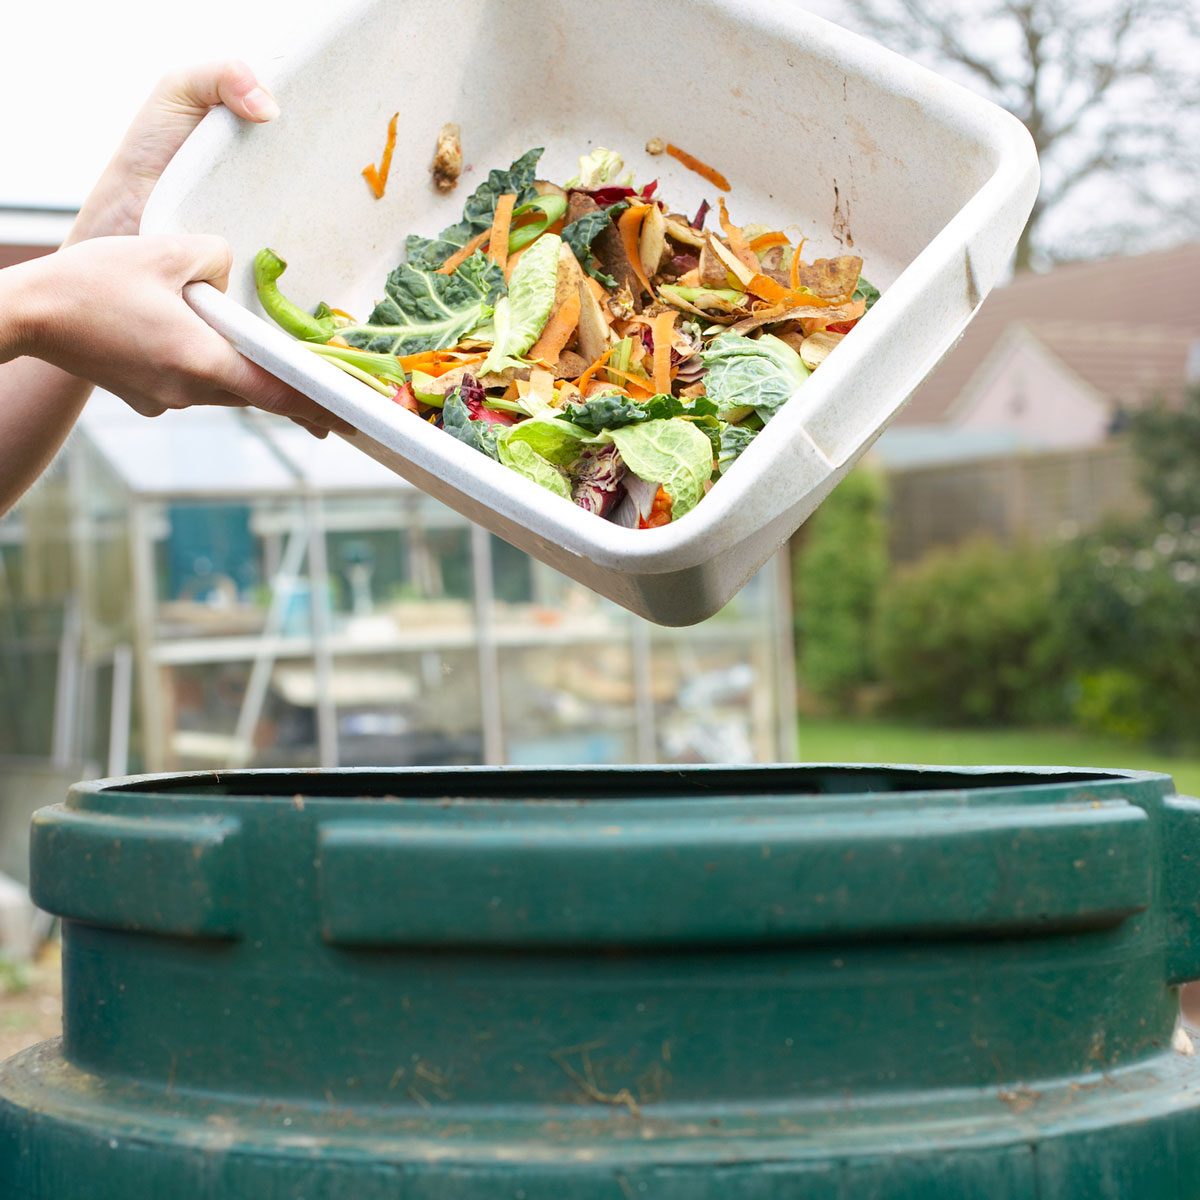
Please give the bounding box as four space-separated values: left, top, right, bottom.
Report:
884 440 1146 564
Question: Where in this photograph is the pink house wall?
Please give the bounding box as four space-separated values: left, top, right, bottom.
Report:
952 331 1110 449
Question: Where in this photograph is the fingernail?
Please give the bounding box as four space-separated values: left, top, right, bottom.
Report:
244 86 280 122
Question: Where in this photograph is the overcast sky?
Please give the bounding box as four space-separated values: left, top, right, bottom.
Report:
1 0 334 209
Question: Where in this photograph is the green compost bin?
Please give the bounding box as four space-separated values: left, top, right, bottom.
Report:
4 764 1200 1198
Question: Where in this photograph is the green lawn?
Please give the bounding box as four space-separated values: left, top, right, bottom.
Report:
795 718 1200 797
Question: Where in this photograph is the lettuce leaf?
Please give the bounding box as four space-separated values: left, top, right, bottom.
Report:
699 332 810 422
481 234 562 374
718 424 757 474
501 415 587 466
497 438 572 500
565 148 629 191
605 419 714 519
342 252 503 355
443 390 501 459
406 148 544 270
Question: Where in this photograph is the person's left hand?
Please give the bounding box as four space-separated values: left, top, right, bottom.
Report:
66 61 280 246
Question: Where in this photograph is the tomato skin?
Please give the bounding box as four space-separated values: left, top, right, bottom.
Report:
826 320 859 335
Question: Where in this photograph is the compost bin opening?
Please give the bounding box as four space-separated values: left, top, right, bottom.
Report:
105 765 1126 802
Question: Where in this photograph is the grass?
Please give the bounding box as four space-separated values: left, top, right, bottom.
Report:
795 717 1200 797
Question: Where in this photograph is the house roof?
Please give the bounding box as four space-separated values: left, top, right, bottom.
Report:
899 242 1200 424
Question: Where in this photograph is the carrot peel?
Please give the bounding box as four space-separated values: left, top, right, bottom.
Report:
618 205 656 296
665 143 731 192
528 289 582 365
362 112 399 199
651 310 677 395
437 229 492 275
488 193 517 272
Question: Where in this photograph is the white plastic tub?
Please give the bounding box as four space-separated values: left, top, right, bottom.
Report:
141 0 1038 626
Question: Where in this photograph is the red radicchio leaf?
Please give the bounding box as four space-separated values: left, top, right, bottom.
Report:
459 374 515 426
587 179 658 206
572 444 628 517
690 198 711 230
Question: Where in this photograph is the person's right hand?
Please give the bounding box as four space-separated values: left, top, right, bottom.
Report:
9 233 343 437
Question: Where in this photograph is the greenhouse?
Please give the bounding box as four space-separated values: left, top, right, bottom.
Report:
0 393 796 777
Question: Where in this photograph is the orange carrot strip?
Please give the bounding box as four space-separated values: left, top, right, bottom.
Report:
601 367 657 399
575 346 617 391
361 164 384 199
378 113 398 189
718 198 758 271
528 289 582 365
748 231 790 253
488 193 517 271
437 228 492 275
789 238 807 291
651 310 677 395
664 143 731 191
746 273 832 308
361 112 399 199
326 335 351 348
618 205 656 296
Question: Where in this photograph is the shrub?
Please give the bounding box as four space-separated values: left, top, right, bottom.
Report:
1052 516 1200 748
794 467 888 711
876 537 1067 725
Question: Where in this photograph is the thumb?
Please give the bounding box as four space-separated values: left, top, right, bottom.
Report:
156 60 281 125
151 233 235 294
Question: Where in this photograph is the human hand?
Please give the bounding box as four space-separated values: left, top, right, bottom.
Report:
67 61 279 246
9 234 343 437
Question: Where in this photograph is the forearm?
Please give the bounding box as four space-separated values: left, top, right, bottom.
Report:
0 259 93 514
0 357 92 513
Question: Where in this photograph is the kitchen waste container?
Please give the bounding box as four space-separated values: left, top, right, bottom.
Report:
3 764 1200 1198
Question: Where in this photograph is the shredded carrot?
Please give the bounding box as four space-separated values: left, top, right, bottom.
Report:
747 273 832 308
362 164 384 200
664 143 731 192
651 310 677 395
718 198 758 271
330 308 356 320
437 229 492 275
396 350 486 377
748 231 790 253
617 205 656 295
602 367 657 399
575 346 617 392
362 112 399 199
789 238 807 291
528 289 582 365
326 335 351 348
488 193 517 271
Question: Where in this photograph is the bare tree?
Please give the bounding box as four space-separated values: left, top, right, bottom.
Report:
835 0 1200 269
